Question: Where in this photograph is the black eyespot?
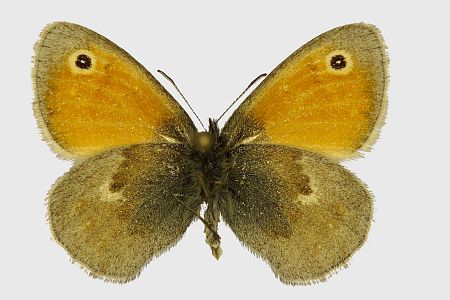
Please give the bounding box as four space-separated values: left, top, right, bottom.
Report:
330 54 346 70
75 54 92 69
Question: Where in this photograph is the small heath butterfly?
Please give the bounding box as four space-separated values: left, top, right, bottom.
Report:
33 22 388 284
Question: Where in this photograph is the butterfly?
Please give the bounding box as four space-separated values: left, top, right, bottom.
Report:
33 22 388 284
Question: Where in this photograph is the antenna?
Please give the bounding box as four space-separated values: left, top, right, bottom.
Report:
157 70 206 131
217 73 267 122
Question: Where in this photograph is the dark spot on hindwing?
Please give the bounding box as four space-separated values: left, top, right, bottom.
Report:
109 153 133 193
330 54 346 70
109 180 124 193
297 174 313 195
75 54 92 69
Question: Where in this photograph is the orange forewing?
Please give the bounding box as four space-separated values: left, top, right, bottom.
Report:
34 23 195 159
223 24 387 159
250 44 376 157
45 44 173 156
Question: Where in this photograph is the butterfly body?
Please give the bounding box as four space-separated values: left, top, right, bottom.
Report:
33 22 387 284
187 119 226 259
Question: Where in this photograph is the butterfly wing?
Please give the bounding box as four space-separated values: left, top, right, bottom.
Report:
48 143 201 282
33 22 196 159
219 144 372 284
222 23 387 160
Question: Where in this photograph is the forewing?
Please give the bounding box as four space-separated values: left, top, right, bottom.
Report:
48 143 201 282
219 144 373 284
222 23 387 159
33 22 196 159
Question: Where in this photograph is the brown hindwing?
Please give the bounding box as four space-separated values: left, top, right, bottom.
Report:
48 143 201 282
219 144 373 284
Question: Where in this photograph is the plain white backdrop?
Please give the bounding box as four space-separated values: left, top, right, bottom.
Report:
1 0 449 299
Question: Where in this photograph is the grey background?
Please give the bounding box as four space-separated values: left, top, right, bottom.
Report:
1 0 449 299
